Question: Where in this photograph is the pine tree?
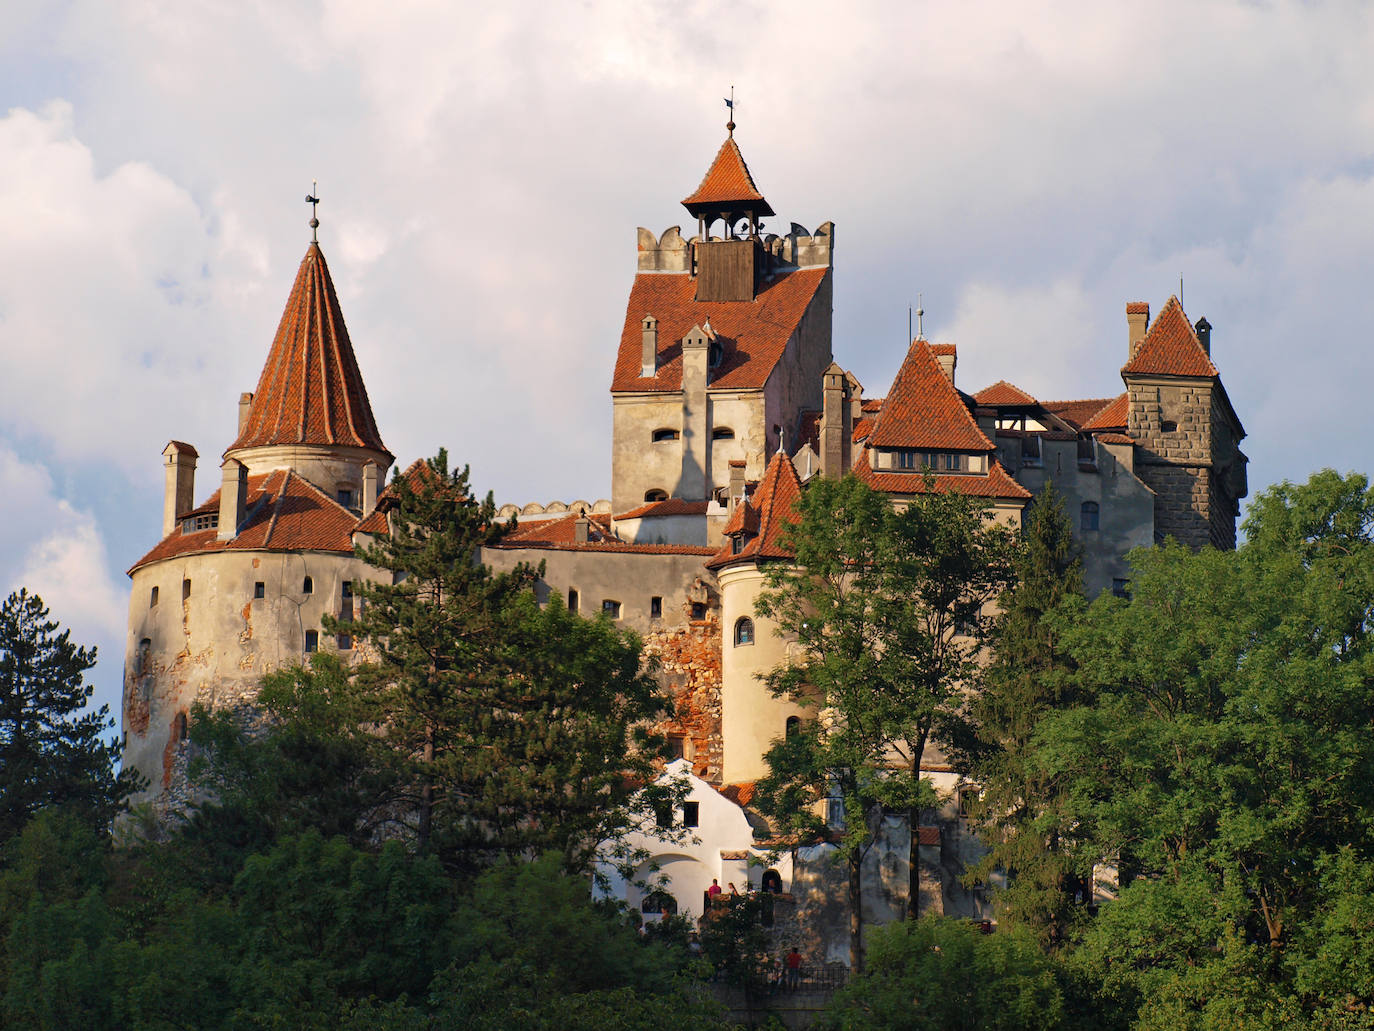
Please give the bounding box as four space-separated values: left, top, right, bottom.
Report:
965 482 1086 944
0 590 138 841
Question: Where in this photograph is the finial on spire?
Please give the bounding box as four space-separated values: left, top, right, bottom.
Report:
306 180 320 243
916 293 925 340
725 86 735 135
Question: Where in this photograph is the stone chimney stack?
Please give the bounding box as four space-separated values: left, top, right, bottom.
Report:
217 458 248 541
238 392 255 435
1194 316 1212 356
820 363 853 479
573 516 590 544
362 461 379 517
934 346 957 385
1127 302 1150 360
162 441 198 538
641 316 658 377
727 460 746 517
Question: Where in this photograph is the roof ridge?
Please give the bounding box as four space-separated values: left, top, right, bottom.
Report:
867 339 993 452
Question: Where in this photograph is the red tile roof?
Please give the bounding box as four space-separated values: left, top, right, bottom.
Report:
167 440 198 457
856 459 1031 500
1126 301 1150 315
504 512 616 545
227 244 391 461
929 343 957 357
611 268 828 393
490 539 716 557
722 498 759 537
866 340 993 452
681 135 774 217
1121 296 1218 378
1040 397 1117 430
1096 432 1134 445
974 380 1037 406
613 498 713 520
708 450 803 568
1082 392 1128 431
129 469 362 573
861 398 884 413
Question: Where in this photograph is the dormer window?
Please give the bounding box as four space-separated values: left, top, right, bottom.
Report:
183 512 218 533
651 429 680 443
897 450 918 470
337 488 355 508
708 341 724 368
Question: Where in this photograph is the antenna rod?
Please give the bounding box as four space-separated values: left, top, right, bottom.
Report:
908 305 912 344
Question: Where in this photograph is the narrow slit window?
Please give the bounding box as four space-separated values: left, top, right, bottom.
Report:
712 427 735 440
149 586 159 608
182 579 191 601
303 576 313 595
650 596 663 619
682 801 700 828
568 588 579 612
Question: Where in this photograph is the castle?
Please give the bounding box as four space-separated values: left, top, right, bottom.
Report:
121 120 1247 949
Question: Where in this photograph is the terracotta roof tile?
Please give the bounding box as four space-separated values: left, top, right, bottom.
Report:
974 380 1038 406
861 398 884 413
504 512 616 546
166 440 198 457
1121 296 1218 378
708 450 803 568
352 508 389 535
681 136 774 217
1096 432 1135 445
1082 392 1128 431
490 540 716 557
613 498 712 520
1126 301 1150 315
129 469 361 573
856 459 1031 500
929 343 957 357
718 782 757 807
1040 397 1117 430
722 498 759 537
611 269 827 393
867 341 993 452
227 244 391 461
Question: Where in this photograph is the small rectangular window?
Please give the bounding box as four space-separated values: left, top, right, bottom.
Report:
304 630 318 653
943 453 961 471
149 586 159 608
602 599 621 618
650 596 663 619
1112 578 1131 600
303 576 314 595
568 588 579 612
337 633 352 650
254 581 265 599
682 801 700 828
342 581 353 598
690 602 706 621
655 803 673 829
1021 435 1042 466
666 734 686 760
897 449 916 470
337 488 354 508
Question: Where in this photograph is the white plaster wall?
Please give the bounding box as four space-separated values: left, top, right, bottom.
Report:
718 563 807 784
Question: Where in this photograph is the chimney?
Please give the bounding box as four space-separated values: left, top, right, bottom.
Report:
1194 316 1212 356
820 363 853 479
934 345 957 385
846 371 864 425
238 392 255 435
641 315 658 377
573 516 590 544
362 461 379 517
1126 302 1150 360
217 458 248 541
727 460 746 517
162 441 199 537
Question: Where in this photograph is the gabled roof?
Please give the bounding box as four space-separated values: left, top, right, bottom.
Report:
1082 392 1128 431
722 497 760 537
855 459 1031 501
613 498 713 520
503 512 616 546
681 135 774 218
974 380 1037 406
708 450 802 569
129 468 365 573
866 340 994 452
1041 397 1118 430
610 268 828 393
1121 296 1218 378
227 244 391 461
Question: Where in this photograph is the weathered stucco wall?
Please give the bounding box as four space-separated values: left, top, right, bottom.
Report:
763 273 833 454
611 396 691 513
124 547 374 810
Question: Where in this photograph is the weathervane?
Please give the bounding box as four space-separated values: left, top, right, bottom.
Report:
306 180 320 243
725 86 735 135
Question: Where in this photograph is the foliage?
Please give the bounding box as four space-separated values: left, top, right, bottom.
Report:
822 915 1066 1031
753 472 1012 967
966 482 1089 944
0 589 138 842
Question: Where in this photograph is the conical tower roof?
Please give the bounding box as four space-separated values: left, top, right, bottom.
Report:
227 243 391 461
682 133 775 219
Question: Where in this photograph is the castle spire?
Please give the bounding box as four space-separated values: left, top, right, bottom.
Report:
225 242 391 466
682 110 774 238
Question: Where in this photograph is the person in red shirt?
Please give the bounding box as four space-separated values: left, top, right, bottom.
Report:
785 947 802 990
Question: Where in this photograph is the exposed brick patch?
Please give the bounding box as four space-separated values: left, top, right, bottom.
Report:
644 614 723 782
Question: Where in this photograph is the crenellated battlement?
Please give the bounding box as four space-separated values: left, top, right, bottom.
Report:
636 222 834 274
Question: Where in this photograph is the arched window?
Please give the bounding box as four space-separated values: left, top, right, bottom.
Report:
734 617 754 646
644 489 668 502
712 426 735 440
303 576 314 595
1081 501 1100 532
785 715 801 738
651 429 680 443
642 891 677 915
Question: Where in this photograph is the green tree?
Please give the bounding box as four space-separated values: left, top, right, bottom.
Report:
966 482 1088 944
823 915 1067 1031
753 474 1012 968
0 590 138 842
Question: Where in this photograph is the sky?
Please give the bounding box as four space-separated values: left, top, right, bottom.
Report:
2 0 1372 723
